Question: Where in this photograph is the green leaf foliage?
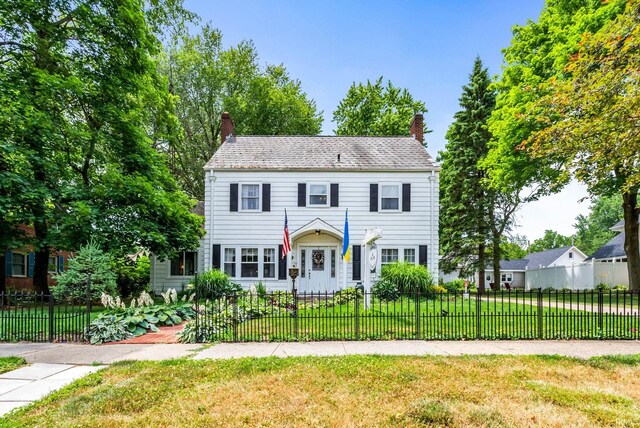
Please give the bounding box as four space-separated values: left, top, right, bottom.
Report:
439 57 495 278
528 230 572 253
163 25 323 199
0 0 203 292
332 77 428 140
379 262 435 296
52 240 117 302
574 195 623 256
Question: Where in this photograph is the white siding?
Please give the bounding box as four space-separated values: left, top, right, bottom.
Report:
550 247 588 266
150 240 205 293
206 170 439 290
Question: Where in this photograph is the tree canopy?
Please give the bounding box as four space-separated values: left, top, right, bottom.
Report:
164 25 323 199
0 0 203 292
524 0 640 289
333 77 428 140
574 195 623 256
439 58 495 291
528 230 572 253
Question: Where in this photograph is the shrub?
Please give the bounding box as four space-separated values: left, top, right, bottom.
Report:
256 281 267 298
433 285 447 294
595 283 612 291
613 284 629 291
380 262 435 296
112 255 150 298
333 287 362 304
194 269 241 300
52 239 116 302
86 315 133 344
372 279 400 301
442 279 466 293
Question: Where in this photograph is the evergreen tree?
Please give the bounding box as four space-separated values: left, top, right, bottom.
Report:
439 57 495 292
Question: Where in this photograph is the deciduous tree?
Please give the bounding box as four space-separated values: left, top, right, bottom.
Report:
164 26 323 198
333 77 428 140
525 1 640 289
0 0 202 293
528 230 572 253
574 195 623 256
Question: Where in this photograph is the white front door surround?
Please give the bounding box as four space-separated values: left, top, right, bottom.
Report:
298 245 338 292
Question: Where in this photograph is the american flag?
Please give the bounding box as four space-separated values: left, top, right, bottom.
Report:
282 209 291 259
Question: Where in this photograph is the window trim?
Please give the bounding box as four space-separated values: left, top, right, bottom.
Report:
168 251 198 278
263 248 276 279
223 248 236 278
404 248 417 264
380 248 400 266
307 182 330 207
379 183 401 212
240 183 261 212
240 247 259 278
11 252 27 277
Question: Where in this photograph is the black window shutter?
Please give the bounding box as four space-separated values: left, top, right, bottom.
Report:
27 253 35 277
262 184 271 212
278 245 287 279
370 184 378 212
419 245 428 267
352 245 361 281
230 183 238 212
330 183 339 207
402 183 411 212
298 183 306 207
212 245 221 270
5 251 12 277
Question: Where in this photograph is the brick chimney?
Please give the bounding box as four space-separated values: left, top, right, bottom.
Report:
410 113 424 144
220 112 234 145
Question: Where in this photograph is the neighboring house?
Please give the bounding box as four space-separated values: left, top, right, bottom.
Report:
587 219 635 263
3 226 69 291
150 201 205 293
483 245 588 289
149 112 440 293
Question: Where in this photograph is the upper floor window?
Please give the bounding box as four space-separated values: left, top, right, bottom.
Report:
170 251 197 276
241 184 260 211
12 252 26 276
380 184 400 210
308 184 328 206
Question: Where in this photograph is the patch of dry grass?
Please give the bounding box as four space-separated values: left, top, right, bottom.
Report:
3 354 640 427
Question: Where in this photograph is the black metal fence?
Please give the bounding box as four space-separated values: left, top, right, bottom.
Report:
0 292 89 342
194 289 640 342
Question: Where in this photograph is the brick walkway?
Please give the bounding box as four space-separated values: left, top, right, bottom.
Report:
110 323 185 344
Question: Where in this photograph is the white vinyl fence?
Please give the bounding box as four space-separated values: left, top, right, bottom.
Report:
525 261 629 290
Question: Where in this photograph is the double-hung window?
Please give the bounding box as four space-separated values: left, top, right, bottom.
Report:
224 248 236 277
308 184 328 206
501 273 513 282
48 256 58 274
241 248 259 278
380 185 400 210
263 248 276 278
12 252 26 276
241 184 260 211
404 248 416 264
170 251 197 276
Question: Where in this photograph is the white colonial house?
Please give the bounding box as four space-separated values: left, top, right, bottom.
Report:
150 112 439 292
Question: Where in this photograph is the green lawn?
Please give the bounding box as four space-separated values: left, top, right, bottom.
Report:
207 294 640 342
0 306 104 342
0 357 26 375
4 355 640 427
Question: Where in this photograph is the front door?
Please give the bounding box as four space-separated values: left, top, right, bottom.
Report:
300 246 336 292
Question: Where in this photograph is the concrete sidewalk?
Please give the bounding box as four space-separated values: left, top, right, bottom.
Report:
0 363 105 417
2 340 640 364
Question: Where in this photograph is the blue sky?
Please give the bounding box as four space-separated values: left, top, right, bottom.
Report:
184 0 591 243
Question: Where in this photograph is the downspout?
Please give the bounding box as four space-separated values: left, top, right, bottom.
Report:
206 171 217 271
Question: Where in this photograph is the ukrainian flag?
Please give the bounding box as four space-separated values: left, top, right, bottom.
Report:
342 209 350 262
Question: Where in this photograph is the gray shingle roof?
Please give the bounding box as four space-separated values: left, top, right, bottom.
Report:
204 136 438 171
499 246 576 271
587 232 626 260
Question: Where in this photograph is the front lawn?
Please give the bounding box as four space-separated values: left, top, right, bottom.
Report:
4 355 640 427
0 357 26 375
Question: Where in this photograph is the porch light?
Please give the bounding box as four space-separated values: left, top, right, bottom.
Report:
315 229 321 235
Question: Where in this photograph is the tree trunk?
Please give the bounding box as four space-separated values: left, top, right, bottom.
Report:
492 231 501 292
622 190 640 291
478 243 486 294
32 200 50 294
